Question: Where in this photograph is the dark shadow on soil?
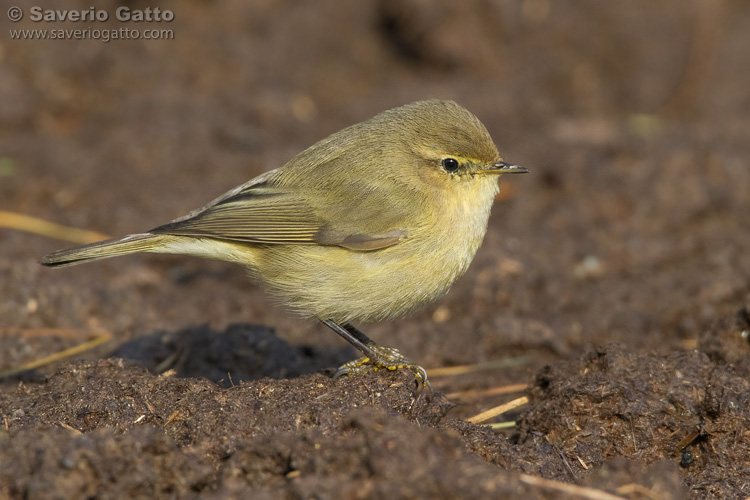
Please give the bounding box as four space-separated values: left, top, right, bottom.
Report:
113 323 354 386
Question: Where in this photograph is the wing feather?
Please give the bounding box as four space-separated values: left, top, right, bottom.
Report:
150 184 323 244
150 167 418 251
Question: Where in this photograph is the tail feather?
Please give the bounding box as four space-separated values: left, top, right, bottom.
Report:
41 233 160 268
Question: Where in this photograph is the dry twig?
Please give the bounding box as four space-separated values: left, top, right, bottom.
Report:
0 210 108 244
428 356 529 377
467 395 529 424
519 474 627 500
447 383 527 401
0 328 112 379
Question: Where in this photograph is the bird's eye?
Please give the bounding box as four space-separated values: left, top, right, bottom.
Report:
442 158 459 173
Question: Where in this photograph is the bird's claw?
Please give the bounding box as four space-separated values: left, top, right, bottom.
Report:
334 344 432 391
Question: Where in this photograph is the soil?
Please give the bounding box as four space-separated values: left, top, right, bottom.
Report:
2 1 750 499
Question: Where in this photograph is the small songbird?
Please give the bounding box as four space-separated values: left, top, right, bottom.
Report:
42 99 527 387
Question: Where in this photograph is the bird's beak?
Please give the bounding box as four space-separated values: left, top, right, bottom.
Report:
480 161 529 175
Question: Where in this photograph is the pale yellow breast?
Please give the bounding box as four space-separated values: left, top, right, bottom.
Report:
181 176 501 324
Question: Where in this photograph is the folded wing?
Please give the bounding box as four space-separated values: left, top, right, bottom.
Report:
150 177 414 251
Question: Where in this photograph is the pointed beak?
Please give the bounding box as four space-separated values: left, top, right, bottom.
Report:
481 161 528 175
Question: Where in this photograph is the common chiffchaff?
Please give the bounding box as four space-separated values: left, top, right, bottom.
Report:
42 99 527 387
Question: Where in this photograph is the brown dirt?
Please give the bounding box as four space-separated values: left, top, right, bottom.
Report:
2 1 750 498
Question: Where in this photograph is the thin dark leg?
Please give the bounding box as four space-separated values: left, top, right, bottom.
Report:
322 319 378 359
321 318 431 389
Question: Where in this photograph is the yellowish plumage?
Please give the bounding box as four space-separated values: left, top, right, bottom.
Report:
42 99 527 384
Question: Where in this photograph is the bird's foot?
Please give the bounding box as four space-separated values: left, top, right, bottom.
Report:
334 344 431 390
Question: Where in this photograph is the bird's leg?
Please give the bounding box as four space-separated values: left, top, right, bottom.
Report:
322 319 431 389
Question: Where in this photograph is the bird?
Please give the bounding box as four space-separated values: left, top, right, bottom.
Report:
42 99 527 388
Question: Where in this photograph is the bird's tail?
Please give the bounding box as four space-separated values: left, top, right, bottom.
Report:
41 233 162 268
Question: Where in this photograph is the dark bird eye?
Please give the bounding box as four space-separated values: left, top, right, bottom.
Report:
442 158 459 173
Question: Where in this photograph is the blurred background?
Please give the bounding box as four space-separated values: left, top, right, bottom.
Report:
1 0 748 384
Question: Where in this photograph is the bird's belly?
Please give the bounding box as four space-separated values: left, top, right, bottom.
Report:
251 232 482 324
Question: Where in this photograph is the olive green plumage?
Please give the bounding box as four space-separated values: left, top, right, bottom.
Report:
42 99 526 356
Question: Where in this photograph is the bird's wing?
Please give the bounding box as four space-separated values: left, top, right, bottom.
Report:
149 173 416 251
